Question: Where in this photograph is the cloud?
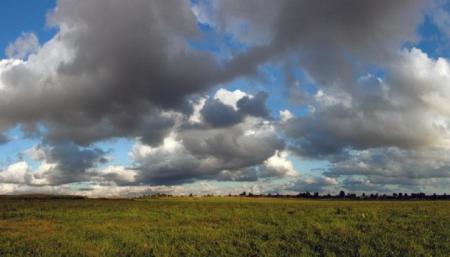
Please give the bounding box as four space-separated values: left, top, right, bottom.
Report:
200 99 244 128
279 110 293 123
0 143 107 186
262 150 298 177
37 143 107 185
132 115 287 185
289 176 339 193
309 146 450 193
95 165 137 186
0 133 10 145
214 0 426 85
5 33 40 59
279 47 450 193
284 48 450 158
0 0 228 145
213 89 248 110
340 175 450 194
1 0 449 195
237 92 270 118
0 59 23 92
0 162 31 185
0 87 291 189
0 0 428 146
326 147 450 179
429 1 450 39
200 89 270 128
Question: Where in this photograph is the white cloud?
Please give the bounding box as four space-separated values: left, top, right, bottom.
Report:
0 59 23 91
214 88 249 110
279 109 293 122
5 33 40 59
263 150 299 177
0 162 30 184
189 97 207 123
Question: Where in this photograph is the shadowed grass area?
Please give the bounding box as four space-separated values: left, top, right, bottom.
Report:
0 197 448 257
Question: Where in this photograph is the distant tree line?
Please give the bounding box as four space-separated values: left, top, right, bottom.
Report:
136 191 450 200
230 191 450 200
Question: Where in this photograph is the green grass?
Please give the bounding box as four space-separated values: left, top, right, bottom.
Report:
0 197 448 257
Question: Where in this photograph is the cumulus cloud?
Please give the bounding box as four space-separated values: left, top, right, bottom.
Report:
0 0 428 145
200 99 244 128
278 46 450 193
0 0 228 145
237 92 270 118
1 0 449 195
34 143 107 185
200 90 270 128
0 87 294 191
284 48 450 158
0 143 107 186
279 110 293 123
5 33 40 59
263 150 298 178
213 89 248 110
326 147 450 179
132 115 287 185
0 162 31 185
212 0 426 85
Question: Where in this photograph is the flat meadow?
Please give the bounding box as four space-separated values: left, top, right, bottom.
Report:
0 197 448 257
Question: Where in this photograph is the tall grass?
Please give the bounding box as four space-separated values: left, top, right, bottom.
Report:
0 197 448 257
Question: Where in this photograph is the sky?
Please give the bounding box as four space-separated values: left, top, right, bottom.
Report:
0 0 450 197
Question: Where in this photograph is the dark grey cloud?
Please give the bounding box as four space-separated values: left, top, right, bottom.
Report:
0 89 292 188
0 133 10 145
200 91 270 128
42 111 178 146
0 0 427 148
0 142 107 186
215 0 426 86
31 142 107 185
131 117 287 185
200 99 243 128
0 0 226 145
283 106 438 159
181 122 284 170
237 92 269 118
139 115 176 146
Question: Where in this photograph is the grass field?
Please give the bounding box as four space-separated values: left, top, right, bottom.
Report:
0 197 448 257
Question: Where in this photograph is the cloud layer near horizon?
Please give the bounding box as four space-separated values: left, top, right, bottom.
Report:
1 0 450 196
